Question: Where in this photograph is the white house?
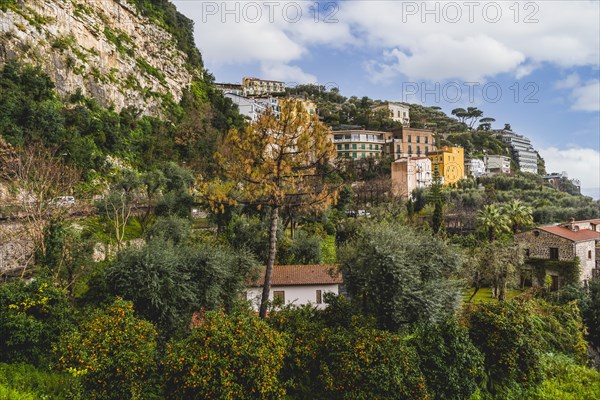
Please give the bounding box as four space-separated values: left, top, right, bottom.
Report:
224 93 280 122
247 264 343 310
372 102 410 125
465 158 486 177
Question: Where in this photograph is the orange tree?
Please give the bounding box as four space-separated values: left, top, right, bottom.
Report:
206 99 338 318
267 305 429 400
54 298 158 400
162 309 288 399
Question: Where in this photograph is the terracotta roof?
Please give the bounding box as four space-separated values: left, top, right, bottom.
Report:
537 226 600 242
250 264 343 287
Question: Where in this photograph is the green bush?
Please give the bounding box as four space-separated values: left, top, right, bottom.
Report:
340 221 462 330
55 298 158 400
583 278 600 348
529 299 588 362
527 353 600 399
465 300 543 395
0 279 72 366
412 317 484 400
163 310 288 399
316 323 429 400
268 306 427 400
0 363 74 399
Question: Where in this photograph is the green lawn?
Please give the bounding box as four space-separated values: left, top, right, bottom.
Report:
462 287 523 304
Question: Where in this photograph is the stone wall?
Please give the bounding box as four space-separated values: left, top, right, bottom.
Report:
516 229 575 261
575 240 597 283
0 223 34 276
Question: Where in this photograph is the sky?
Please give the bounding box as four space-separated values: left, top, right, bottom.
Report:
172 0 600 198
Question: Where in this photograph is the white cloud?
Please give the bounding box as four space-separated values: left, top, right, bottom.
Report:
366 35 525 82
570 80 600 112
540 147 600 191
260 62 317 84
555 73 581 89
554 75 600 112
173 1 599 84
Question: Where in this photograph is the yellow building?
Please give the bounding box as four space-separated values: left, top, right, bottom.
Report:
427 146 465 185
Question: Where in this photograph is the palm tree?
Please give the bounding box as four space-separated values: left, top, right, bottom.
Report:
476 204 509 242
502 200 533 234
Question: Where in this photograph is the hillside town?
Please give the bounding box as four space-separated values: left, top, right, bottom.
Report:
0 1 599 399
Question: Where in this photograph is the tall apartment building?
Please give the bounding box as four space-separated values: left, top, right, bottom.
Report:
427 146 465 185
496 129 539 174
242 77 286 97
385 127 436 160
331 130 387 159
372 102 410 126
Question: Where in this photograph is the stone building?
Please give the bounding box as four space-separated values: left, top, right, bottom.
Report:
515 221 600 288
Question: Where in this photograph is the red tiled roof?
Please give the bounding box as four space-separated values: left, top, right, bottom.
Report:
537 226 600 242
250 265 342 287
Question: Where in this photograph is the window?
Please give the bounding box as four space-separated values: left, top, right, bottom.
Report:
416 136 420 143
345 144 349 150
424 137 428 144
337 144 342 150
408 135 412 143
550 275 560 291
361 144 366 149
416 146 421 155
525 249 530 257
549 247 559 259
273 290 285 304
316 290 322 304
589 250 593 259
352 152 357 158
352 143 357 150
425 146 429 154
408 146 412 155
369 144 373 150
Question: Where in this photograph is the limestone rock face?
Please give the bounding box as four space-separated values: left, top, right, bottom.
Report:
0 0 195 116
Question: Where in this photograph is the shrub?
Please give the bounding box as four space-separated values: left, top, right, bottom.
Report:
317 323 429 400
465 300 543 395
340 221 462 330
529 299 588 363
527 353 600 400
0 279 72 366
412 317 484 400
54 298 158 400
163 310 288 399
269 306 427 400
0 363 74 399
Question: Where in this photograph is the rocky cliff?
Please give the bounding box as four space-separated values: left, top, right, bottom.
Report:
0 0 195 115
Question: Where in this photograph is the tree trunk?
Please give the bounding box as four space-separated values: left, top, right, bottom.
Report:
259 206 279 319
468 273 481 303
